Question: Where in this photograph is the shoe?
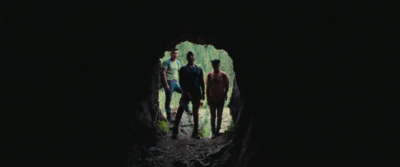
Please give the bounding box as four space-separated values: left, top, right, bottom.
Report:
171 132 178 139
191 131 200 139
211 133 217 139
171 129 178 139
185 108 193 115
167 113 175 123
191 134 200 139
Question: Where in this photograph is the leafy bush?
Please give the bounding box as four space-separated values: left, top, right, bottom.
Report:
157 120 169 134
200 111 212 138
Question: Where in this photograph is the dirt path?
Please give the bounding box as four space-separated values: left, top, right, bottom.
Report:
136 127 232 167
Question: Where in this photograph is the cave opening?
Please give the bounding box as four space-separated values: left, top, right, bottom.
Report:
136 41 241 166
158 41 237 138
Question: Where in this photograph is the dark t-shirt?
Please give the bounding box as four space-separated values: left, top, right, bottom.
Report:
179 65 204 97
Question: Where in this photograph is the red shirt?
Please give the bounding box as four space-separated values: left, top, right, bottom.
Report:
206 71 229 103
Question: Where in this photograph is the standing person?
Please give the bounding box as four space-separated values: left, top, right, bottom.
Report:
161 48 192 123
171 51 205 139
206 59 230 139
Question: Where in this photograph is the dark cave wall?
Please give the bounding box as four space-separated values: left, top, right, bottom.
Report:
4 1 398 167
127 60 163 166
228 77 243 124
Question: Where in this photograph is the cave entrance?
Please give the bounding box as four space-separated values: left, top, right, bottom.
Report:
158 41 236 138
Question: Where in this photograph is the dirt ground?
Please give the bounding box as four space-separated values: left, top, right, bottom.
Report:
137 108 233 167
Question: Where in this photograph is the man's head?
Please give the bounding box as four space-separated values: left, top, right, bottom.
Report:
170 48 178 61
186 51 195 64
211 59 221 71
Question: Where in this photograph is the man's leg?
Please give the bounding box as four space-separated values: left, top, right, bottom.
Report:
164 81 174 122
191 97 201 139
209 102 217 138
171 95 190 139
216 102 225 135
173 83 191 114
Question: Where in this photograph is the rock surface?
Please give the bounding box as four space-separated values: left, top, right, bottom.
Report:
136 130 232 167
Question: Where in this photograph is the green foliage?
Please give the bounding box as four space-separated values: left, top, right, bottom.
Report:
159 41 235 113
157 120 169 134
200 110 212 138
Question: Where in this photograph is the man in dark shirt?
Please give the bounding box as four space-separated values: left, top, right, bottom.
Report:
172 51 205 139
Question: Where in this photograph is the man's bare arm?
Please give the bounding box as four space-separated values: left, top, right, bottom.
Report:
162 68 170 92
200 69 205 100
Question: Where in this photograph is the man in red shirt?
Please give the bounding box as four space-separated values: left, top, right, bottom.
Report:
206 59 230 139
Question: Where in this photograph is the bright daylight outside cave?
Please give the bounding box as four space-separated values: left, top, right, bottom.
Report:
158 41 235 138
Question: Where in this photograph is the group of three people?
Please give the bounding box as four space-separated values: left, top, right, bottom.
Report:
161 48 230 139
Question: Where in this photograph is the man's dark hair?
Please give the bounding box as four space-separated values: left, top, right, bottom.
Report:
211 59 221 65
186 51 194 57
171 48 178 52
